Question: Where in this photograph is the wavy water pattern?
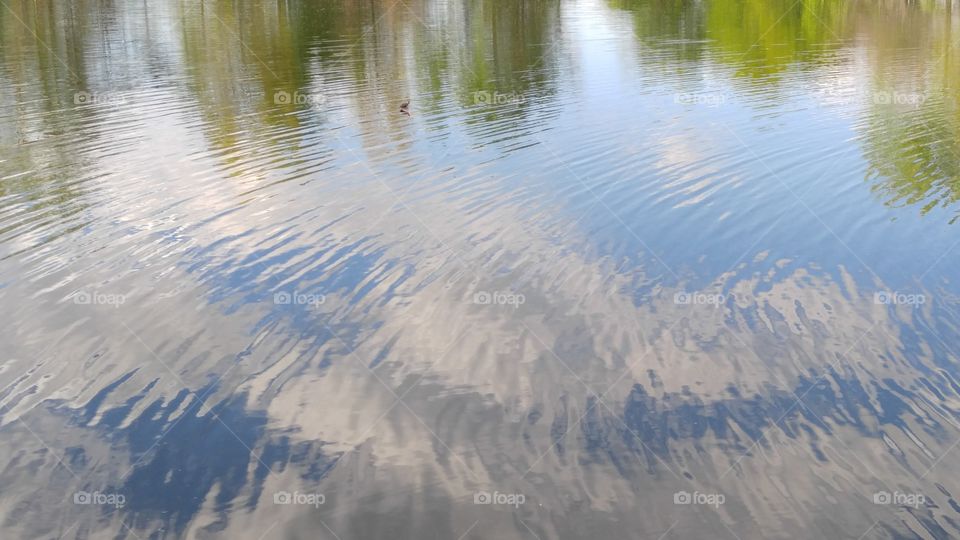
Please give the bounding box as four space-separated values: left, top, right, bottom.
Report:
1 0 960 539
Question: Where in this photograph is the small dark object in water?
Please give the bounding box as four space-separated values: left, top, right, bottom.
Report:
399 100 410 114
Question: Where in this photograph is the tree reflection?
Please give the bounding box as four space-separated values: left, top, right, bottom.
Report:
611 0 960 222
860 1 960 222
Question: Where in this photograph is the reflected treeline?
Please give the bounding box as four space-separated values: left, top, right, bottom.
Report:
611 0 960 222
173 0 564 168
859 0 960 222
0 0 566 214
864 91 960 223
456 0 562 124
609 0 848 78
3 0 960 248
0 1 94 257
855 1 960 223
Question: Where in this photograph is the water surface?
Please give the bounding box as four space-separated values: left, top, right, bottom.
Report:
2 0 960 538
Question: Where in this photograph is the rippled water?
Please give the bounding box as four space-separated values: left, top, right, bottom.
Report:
2 0 960 538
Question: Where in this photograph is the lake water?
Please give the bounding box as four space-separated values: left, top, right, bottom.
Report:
2 0 960 538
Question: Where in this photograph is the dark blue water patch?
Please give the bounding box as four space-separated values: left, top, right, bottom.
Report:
117 391 337 534
71 368 140 426
566 366 960 478
97 378 160 430
549 394 569 461
24 377 342 536
367 333 400 370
